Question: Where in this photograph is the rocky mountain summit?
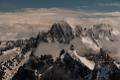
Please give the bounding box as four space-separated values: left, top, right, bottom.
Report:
0 21 120 80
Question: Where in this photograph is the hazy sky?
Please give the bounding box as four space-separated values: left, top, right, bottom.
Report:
0 0 120 12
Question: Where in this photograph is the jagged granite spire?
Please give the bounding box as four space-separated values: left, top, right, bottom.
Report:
49 21 74 43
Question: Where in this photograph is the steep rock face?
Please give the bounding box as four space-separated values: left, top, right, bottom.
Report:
0 34 40 80
12 47 120 80
13 50 91 80
74 25 82 37
92 24 112 40
85 48 120 80
49 21 74 43
73 24 120 53
40 53 90 80
74 24 119 41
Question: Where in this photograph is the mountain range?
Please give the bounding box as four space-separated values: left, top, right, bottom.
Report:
0 21 120 80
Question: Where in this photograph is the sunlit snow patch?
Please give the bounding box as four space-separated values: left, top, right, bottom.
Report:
81 36 100 51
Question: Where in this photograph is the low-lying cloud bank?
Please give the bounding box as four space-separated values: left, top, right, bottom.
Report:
0 8 120 61
0 8 120 26
0 8 120 40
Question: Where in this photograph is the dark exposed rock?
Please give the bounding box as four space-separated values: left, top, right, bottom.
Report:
13 51 90 80
12 47 120 80
85 48 120 80
49 21 74 43
92 24 112 39
75 25 82 37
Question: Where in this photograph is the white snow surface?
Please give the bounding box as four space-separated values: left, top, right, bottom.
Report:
76 54 95 70
70 50 95 70
81 36 100 51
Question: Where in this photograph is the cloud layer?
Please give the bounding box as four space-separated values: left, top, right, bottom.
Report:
0 8 120 61
0 8 120 40
99 3 120 7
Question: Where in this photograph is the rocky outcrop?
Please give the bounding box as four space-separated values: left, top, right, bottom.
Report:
0 34 40 80
92 24 112 39
12 50 91 80
85 48 120 80
11 47 120 80
40 48 120 80
48 21 74 43
74 25 82 37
